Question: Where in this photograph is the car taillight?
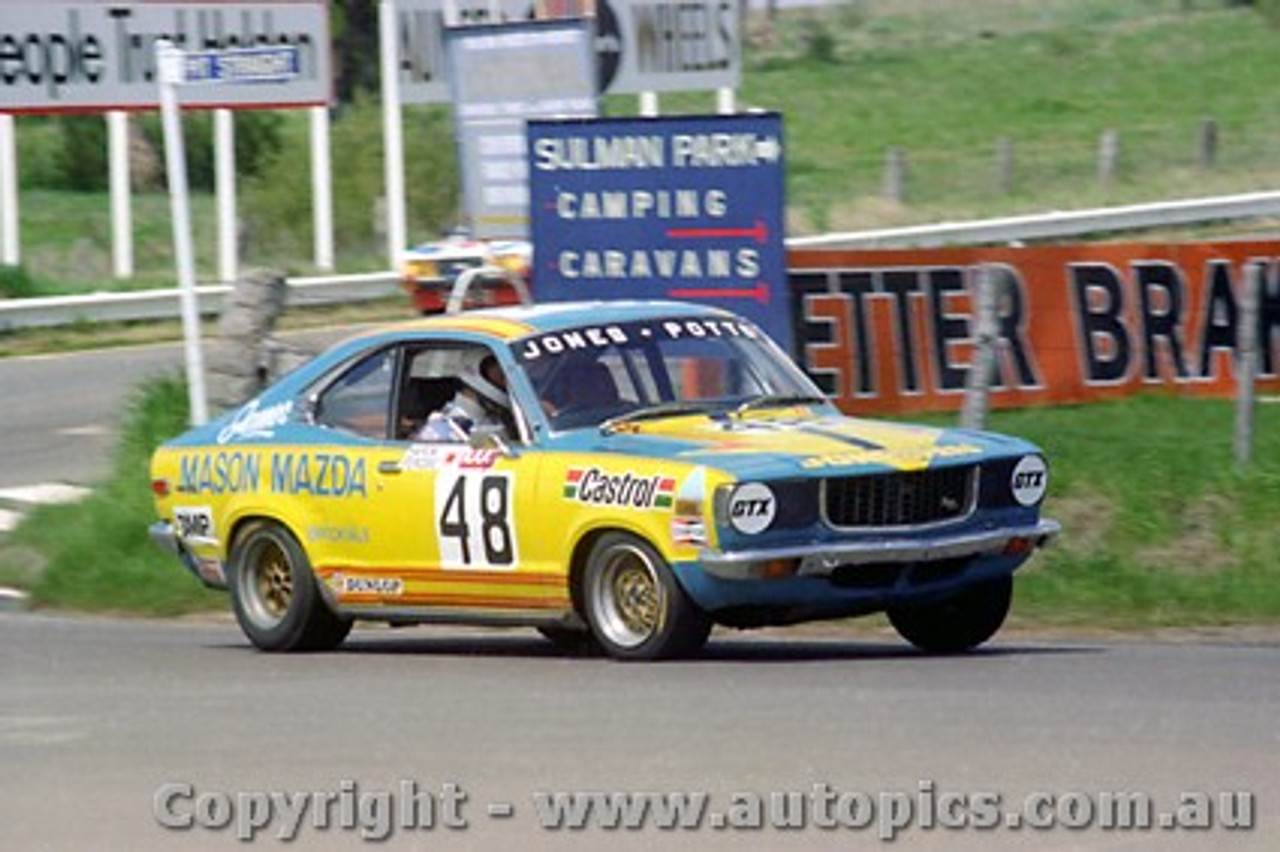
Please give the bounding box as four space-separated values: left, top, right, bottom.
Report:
151 478 170 498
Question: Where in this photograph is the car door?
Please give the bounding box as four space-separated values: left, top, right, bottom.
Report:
310 338 564 616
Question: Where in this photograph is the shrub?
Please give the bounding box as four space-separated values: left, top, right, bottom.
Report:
241 98 460 264
136 109 285 192
0 264 40 298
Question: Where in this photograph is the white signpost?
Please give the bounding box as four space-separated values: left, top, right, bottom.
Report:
156 41 301 426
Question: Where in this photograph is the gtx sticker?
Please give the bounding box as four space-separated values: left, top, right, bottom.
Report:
1011 455 1048 506
564 468 675 509
727 482 775 535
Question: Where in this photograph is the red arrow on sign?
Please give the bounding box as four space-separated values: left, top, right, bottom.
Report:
666 218 769 245
667 281 771 305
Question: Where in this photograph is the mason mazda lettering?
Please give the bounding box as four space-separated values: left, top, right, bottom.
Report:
178 452 369 498
0 4 318 104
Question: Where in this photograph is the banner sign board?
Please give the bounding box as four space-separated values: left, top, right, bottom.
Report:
528 112 789 351
395 0 739 103
790 243 1280 415
445 19 597 239
0 2 329 113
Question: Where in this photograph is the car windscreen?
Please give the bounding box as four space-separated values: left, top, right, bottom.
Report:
513 315 824 430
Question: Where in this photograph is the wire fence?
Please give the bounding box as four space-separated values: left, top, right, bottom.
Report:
787 113 1280 234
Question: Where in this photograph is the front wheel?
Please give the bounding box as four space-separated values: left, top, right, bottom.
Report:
227 520 352 652
888 575 1013 654
582 533 711 661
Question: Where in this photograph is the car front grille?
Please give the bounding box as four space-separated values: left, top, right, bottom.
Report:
823 465 976 529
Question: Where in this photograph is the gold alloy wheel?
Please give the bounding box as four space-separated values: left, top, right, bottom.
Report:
240 534 295 629
591 543 665 649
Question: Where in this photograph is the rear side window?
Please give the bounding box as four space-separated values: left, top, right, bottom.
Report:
313 348 396 439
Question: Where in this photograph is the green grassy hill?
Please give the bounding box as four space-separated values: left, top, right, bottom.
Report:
6 0 1279 295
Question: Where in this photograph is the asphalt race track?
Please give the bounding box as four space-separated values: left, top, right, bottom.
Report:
2 613 1276 851
0 329 354 491
2 335 1277 850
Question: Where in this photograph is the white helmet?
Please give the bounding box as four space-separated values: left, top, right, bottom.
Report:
458 359 508 409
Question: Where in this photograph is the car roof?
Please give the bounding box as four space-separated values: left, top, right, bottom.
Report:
353 299 738 345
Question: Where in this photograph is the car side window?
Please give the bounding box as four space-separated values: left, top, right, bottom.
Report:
313 348 396 439
395 343 521 444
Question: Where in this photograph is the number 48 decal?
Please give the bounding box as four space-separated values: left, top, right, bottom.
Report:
435 472 518 570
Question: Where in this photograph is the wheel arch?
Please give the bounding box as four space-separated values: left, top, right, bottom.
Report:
566 521 674 621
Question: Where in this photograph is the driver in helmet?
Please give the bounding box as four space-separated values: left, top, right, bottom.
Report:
416 354 510 442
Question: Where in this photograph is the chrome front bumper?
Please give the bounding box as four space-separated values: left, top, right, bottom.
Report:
698 518 1061 581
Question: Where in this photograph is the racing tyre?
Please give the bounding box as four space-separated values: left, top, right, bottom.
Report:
888 575 1013 654
228 521 353 652
582 532 711 661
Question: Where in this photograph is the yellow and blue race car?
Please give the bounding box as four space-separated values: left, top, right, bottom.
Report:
149 300 1059 660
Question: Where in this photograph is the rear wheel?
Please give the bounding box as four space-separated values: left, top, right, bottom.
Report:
888 575 1013 654
582 532 711 661
227 520 352 652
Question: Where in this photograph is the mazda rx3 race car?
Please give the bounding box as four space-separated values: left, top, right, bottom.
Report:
149 300 1059 660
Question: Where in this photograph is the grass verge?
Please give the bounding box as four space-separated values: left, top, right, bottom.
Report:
0 375 221 614
986 395 1280 627
2 382 1278 627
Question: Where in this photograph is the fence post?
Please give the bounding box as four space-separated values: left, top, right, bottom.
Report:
961 264 998 431
1197 118 1218 171
884 147 907 203
1098 129 1120 186
996 137 1014 196
1234 261 1260 468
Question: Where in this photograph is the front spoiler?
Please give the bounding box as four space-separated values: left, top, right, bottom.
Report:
698 519 1060 580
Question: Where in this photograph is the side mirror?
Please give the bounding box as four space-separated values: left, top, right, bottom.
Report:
469 425 516 457
300 392 320 425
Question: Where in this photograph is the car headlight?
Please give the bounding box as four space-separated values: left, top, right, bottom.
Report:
715 482 778 535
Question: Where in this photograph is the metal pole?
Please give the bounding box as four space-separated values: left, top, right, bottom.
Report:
214 108 237 283
1234 261 1260 468
379 0 407 266
961 264 997 431
107 111 134 279
716 87 735 115
0 114 18 266
157 40 210 426
310 105 334 271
